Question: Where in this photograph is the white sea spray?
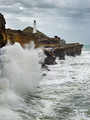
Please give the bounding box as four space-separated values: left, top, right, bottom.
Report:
0 42 43 120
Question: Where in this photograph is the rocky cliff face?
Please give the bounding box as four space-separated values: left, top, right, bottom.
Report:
0 13 7 48
53 43 83 60
0 13 83 65
6 29 61 48
6 29 41 47
43 50 56 65
37 38 60 47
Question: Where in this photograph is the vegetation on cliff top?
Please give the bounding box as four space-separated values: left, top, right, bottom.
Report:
23 26 49 38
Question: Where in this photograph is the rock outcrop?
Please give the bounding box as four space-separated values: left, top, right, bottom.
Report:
6 29 42 47
53 43 83 60
65 43 83 56
0 13 83 65
53 48 65 60
0 13 7 48
43 50 56 65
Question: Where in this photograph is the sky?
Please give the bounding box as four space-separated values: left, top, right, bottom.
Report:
0 0 90 44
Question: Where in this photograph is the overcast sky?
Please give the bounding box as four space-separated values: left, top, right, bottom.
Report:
0 0 90 44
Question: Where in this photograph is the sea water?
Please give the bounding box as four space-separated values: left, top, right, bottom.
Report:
0 43 90 120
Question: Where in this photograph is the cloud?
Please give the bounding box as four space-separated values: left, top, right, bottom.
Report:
0 0 90 44
0 0 90 19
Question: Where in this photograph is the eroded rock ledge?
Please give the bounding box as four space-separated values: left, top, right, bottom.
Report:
0 13 83 65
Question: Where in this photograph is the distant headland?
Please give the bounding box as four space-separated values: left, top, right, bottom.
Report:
0 13 83 65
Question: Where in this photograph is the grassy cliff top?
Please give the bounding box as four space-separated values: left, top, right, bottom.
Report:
23 26 49 38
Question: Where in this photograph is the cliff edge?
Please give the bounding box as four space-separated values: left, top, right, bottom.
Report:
0 13 83 65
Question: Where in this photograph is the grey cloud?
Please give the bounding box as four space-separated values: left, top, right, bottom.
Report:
0 0 90 18
0 0 90 44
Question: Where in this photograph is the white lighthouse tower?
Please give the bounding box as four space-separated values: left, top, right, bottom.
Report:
33 20 37 33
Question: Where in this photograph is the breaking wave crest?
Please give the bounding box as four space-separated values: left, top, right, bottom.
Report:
0 42 42 120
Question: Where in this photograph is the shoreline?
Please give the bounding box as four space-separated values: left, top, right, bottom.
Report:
0 13 83 65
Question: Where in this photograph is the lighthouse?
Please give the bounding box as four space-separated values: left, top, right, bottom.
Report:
33 20 37 33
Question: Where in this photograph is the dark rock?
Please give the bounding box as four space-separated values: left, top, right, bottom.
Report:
41 63 50 71
75 44 83 55
53 48 65 60
53 43 83 59
43 50 56 65
66 46 76 57
42 73 47 77
65 43 83 56
0 13 7 48
44 56 56 65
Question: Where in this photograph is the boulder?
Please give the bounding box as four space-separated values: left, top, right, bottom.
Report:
53 47 65 60
75 44 83 55
65 46 76 57
43 50 56 65
65 43 83 56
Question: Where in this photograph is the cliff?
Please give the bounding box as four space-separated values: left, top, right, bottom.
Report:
53 43 83 60
0 13 7 48
0 13 83 65
6 28 61 48
6 29 41 47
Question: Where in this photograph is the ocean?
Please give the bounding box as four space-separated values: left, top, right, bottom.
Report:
0 43 90 120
